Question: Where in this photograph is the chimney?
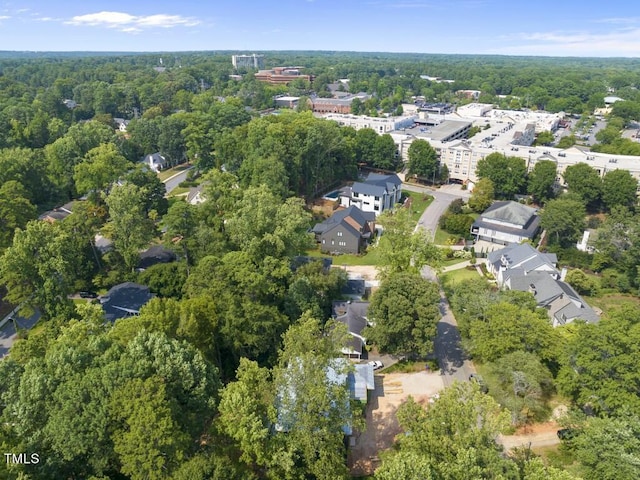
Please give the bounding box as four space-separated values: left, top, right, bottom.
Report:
560 268 567 282
528 283 537 296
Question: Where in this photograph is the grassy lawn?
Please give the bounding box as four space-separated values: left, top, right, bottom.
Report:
440 266 481 285
305 245 382 266
584 293 640 317
442 257 470 268
383 358 438 373
404 191 434 223
156 164 192 182
434 227 454 245
166 187 190 198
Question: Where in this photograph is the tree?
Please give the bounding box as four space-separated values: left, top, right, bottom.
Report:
381 382 515 479
468 302 557 362
375 207 442 279
476 153 527 198
490 351 555 425
0 220 75 319
540 196 586 247
556 305 640 415
556 135 577 149
565 269 599 296
365 273 441 357
124 166 169 216
73 143 130 200
0 181 37 251
408 139 438 179
527 160 557 204
163 201 199 270
105 183 156 272
468 178 495 212
563 163 602 209
601 169 638 210
373 134 398 170
535 130 554 146
355 128 378 164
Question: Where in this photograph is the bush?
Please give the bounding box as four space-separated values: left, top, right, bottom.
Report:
448 198 465 215
565 269 599 296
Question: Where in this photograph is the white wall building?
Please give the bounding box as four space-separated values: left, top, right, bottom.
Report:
323 113 417 134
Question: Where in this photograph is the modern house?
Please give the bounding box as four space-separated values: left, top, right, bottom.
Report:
100 282 153 322
332 300 370 359
487 244 599 326
471 201 540 245
311 205 375 255
339 173 402 216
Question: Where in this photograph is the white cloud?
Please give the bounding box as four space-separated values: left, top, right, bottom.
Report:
66 11 200 32
488 25 640 57
0 15 10 20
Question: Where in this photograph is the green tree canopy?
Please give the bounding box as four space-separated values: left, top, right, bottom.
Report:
468 178 495 213
563 162 602 209
527 159 557 204
540 196 586 247
408 139 438 179
601 168 638 211
477 152 527 198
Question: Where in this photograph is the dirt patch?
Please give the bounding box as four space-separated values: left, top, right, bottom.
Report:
336 265 379 281
309 198 340 218
349 371 444 476
499 421 561 451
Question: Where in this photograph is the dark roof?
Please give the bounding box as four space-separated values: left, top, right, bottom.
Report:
488 243 556 273
138 245 177 269
100 282 153 322
312 205 372 236
342 279 365 297
332 300 369 336
473 211 540 240
351 173 401 197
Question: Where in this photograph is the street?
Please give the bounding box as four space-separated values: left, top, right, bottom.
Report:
408 182 476 386
163 166 194 193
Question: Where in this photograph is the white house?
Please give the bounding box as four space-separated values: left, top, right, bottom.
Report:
340 173 402 216
145 152 169 173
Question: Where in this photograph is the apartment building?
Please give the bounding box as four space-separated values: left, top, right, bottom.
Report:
231 54 264 70
254 67 312 85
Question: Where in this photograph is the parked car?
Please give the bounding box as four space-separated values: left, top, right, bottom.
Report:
469 373 488 393
79 291 98 298
368 360 384 370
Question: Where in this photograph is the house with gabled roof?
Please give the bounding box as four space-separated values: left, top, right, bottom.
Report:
100 282 153 322
488 244 599 326
311 205 375 255
471 201 540 245
339 173 402 216
332 300 369 359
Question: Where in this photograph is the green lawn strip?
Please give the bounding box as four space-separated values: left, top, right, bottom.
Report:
304 246 382 266
583 293 640 317
404 191 434 223
382 359 428 374
156 164 192 182
439 266 480 285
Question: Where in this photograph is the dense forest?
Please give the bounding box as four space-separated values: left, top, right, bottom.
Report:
0 51 640 479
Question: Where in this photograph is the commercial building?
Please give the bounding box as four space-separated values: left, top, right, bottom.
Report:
323 113 416 134
254 67 312 85
310 93 370 114
231 54 264 70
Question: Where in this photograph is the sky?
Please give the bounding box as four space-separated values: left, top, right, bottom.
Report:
1 0 640 57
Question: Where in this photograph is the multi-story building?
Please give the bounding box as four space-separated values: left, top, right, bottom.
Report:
339 173 402 216
254 67 312 85
323 113 416 134
231 54 264 70
310 93 370 114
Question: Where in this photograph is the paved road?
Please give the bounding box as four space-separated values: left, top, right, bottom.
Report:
423 264 476 387
163 166 194 193
0 310 41 359
403 183 469 240
412 184 476 386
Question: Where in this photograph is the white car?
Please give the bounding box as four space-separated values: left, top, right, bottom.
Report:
368 360 384 370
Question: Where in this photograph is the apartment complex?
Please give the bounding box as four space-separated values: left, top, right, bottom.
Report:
231 54 264 70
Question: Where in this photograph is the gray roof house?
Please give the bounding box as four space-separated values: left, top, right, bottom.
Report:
312 205 375 255
100 282 153 322
138 245 177 270
339 173 402 216
333 300 370 359
488 244 599 326
144 152 169 173
471 201 540 245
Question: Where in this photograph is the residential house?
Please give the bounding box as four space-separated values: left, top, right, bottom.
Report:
100 282 153 322
471 201 540 245
487 243 557 285
39 201 75 222
487 244 599 326
291 256 333 273
275 358 374 436
137 245 177 270
145 152 169 173
333 300 369 359
186 184 206 205
311 205 375 255
113 117 130 132
341 279 366 299
339 173 402 216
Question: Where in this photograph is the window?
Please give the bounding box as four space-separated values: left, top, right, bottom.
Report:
331 240 335 245
374 206 379 211
337 231 343 237
339 241 346 246
353 192 359 198
322 239 325 244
